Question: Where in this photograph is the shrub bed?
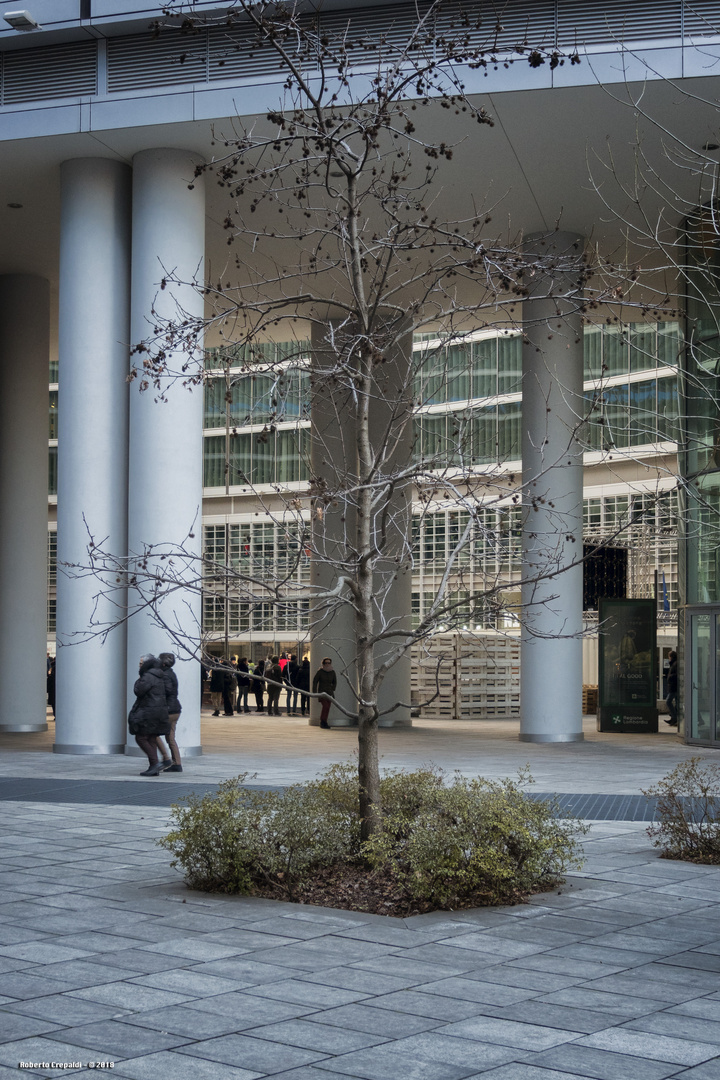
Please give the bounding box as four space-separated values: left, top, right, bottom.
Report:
158 763 587 915
644 757 720 863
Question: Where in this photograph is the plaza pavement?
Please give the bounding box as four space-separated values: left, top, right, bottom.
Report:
0 714 719 1078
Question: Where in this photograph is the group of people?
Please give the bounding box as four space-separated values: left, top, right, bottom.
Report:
128 652 183 776
204 653 337 728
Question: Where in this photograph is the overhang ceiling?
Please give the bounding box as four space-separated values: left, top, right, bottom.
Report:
0 73 719 306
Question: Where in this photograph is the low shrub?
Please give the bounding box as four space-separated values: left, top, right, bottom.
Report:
644 757 720 863
158 763 587 912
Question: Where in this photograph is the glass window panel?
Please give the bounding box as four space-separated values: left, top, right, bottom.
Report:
419 414 447 464
603 326 628 377
229 375 253 426
49 358 59 383
419 346 446 406
582 391 602 451
628 323 657 372
251 373 276 421
656 321 681 367
204 378 226 428
48 390 58 440
497 400 521 460
497 334 522 395
228 433 252 485
472 337 497 398
583 326 602 379
47 530 57 588
252 433 274 485
276 427 309 484
446 344 471 403
471 406 496 463
48 446 57 496
657 376 679 443
602 383 629 447
690 612 712 740
203 435 226 487
628 379 657 445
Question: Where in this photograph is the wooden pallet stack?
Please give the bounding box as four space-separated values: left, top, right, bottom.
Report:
411 633 521 719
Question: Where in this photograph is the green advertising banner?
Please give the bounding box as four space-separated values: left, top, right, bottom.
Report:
598 598 658 733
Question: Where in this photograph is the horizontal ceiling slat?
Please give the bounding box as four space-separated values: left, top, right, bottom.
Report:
684 1 720 36
107 32 207 92
208 21 318 82
558 0 682 45
3 41 97 104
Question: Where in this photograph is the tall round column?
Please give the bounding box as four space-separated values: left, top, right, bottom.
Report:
0 276 50 732
310 322 359 727
520 231 585 743
55 158 131 755
127 149 205 756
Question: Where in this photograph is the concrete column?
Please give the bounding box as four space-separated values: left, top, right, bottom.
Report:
0 277 50 732
309 322 358 726
55 158 131 755
520 231 585 743
309 319 413 728
127 149 205 756
367 322 413 728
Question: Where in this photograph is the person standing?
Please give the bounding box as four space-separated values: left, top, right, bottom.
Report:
209 662 224 716
266 655 284 716
253 658 265 712
665 650 678 727
128 654 171 776
46 656 56 720
287 654 300 715
222 659 236 716
297 656 310 716
312 657 337 729
159 651 183 771
236 657 251 713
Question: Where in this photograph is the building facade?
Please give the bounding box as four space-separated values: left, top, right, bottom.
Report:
1 0 718 749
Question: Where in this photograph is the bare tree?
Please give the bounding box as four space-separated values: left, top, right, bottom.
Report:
70 1 682 835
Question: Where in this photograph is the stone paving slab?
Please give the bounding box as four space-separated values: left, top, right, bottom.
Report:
1 786 720 1079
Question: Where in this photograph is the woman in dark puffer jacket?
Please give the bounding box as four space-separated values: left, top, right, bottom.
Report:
159 651 183 772
128 654 171 776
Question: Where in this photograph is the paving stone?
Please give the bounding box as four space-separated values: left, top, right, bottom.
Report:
186 990 316 1024
247 1018 387 1054
0 996 128 1026
66 983 194 1011
577 1029 720 1066
516 1043 681 1080
308 1003 439 1038
667 1062 720 1079
417 978 536 1007
0 973 79 1000
110 1050 261 1079
128 968 252 997
439 1016 584 1051
177 958 303 986
308 1045 475 1080
0 1035 106 1075
350 956 473 982
581 973 709 1004
245 979 369 1008
301 968 423 995
537 987 666 1017
384 1032 520 1071
624 1012 720 1046
669 999 720 1021
657 953 720 973
362 990 488 1022
0 1012 62 1043
141 939 249 962
0 943 91 965
176 1032 327 1072
82 949 194 974
46 1019 190 1057
118 1003 254 1038
472 1000 623 1035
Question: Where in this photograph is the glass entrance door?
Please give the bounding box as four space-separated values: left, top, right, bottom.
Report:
686 607 720 745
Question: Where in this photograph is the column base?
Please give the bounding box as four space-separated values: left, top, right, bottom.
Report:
124 744 203 757
53 743 126 755
519 732 584 743
1 724 48 733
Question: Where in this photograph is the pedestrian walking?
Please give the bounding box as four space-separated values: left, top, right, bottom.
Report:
159 651 183 771
312 657 337 728
266 655 284 715
209 662 224 715
128 654 171 776
665 650 678 726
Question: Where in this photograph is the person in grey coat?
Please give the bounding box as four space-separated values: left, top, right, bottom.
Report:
159 651 183 771
128 654 171 776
